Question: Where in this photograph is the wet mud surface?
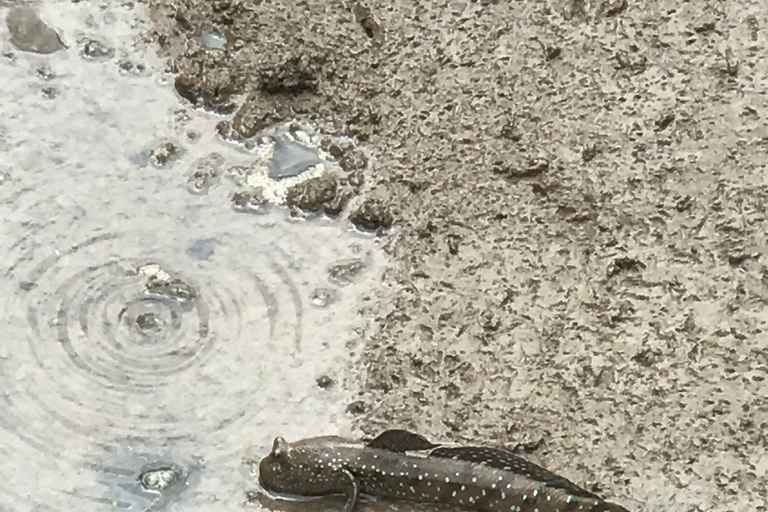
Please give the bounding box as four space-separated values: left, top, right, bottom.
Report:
139 0 768 511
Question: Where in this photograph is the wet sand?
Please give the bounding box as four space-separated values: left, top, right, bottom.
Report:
141 1 768 510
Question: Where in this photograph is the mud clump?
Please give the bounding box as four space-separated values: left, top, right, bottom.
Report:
349 198 393 232
219 92 289 141
186 153 225 195
81 38 113 59
327 259 366 286
346 400 366 415
5 7 65 54
173 55 238 113
149 141 181 167
231 189 267 214
285 173 338 214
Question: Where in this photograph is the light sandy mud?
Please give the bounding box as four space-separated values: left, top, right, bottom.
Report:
0 2 391 511
139 1 768 511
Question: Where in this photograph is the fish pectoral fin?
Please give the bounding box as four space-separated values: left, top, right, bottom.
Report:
366 429 438 452
341 469 359 512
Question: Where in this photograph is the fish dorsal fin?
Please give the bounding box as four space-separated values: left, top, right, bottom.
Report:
428 446 600 499
367 429 438 452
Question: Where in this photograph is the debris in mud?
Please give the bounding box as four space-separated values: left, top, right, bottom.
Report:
607 256 646 278
601 0 628 17
5 7 65 54
81 38 114 59
41 86 58 99
231 189 267 214
118 60 148 75
310 288 338 308
328 259 366 286
348 198 393 232
582 144 599 162
186 153 225 195
285 173 338 214
140 266 198 302
139 467 178 491
353 4 384 42
346 400 366 415
492 157 549 180
268 135 321 179
316 375 334 389
149 141 181 167
36 67 55 81
135 312 159 331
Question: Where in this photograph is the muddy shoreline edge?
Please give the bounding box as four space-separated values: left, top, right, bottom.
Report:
142 1 768 509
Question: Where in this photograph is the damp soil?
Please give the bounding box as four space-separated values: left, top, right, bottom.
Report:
141 1 768 511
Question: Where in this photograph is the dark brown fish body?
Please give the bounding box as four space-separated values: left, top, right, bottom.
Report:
258 430 630 512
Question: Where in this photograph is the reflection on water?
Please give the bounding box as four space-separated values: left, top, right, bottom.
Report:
0 2 387 511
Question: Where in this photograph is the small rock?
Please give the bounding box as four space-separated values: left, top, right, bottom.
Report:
81 38 113 59
135 312 158 331
41 86 58 99
36 67 55 81
268 135 320 179
285 173 337 213
201 31 227 51
316 375 334 389
5 7 65 54
139 467 177 491
348 198 393 231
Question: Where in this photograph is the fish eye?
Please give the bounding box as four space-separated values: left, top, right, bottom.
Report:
271 437 289 458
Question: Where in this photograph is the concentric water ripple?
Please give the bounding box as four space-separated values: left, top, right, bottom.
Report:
0 181 384 509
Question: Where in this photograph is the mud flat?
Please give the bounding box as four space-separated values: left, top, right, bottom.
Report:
140 0 768 510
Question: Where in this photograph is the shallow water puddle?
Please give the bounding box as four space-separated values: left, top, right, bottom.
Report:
0 2 387 511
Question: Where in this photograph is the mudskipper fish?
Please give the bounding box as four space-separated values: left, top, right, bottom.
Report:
257 429 630 512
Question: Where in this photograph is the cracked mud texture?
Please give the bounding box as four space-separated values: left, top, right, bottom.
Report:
144 1 768 510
